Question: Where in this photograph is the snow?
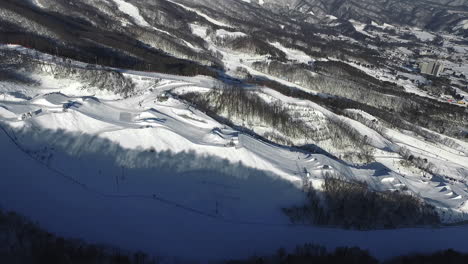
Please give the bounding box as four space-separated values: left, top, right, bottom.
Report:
371 21 394 29
345 109 378 122
269 42 313 64
193 25 317 93
0 106 16 119
349 20 374 38
412 29 436 41
339 60 439 100
166 0 232 28
111 0 151 27
443 59 468 77
216 29 246 39
2 45 468 262
259 88 394 151
397 47 413 55
189 26 317 92
190 23 209 38
28 0 45 8
398 72 427 84
108 0 200 50
454 19 468 30
3 120 468 262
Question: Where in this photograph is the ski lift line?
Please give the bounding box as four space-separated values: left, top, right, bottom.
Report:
1 123 468 229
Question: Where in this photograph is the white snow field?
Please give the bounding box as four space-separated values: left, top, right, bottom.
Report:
1 45 468 261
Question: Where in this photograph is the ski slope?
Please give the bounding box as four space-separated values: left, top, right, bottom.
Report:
1 45 468 261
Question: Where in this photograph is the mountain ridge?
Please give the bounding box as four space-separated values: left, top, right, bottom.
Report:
254 0 468 33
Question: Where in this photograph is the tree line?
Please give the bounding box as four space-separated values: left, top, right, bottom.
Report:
0 209 159 264
283 176 440 230
1 49 137 97
180 85 377 163
228 245 468 264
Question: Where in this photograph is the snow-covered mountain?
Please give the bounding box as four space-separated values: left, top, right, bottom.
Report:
1 0 468 262
257 0 468 32
1 43 468 261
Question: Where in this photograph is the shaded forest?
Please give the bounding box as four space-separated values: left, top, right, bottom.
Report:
283 177 440 230
0 209 159 264
228 245 468 264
